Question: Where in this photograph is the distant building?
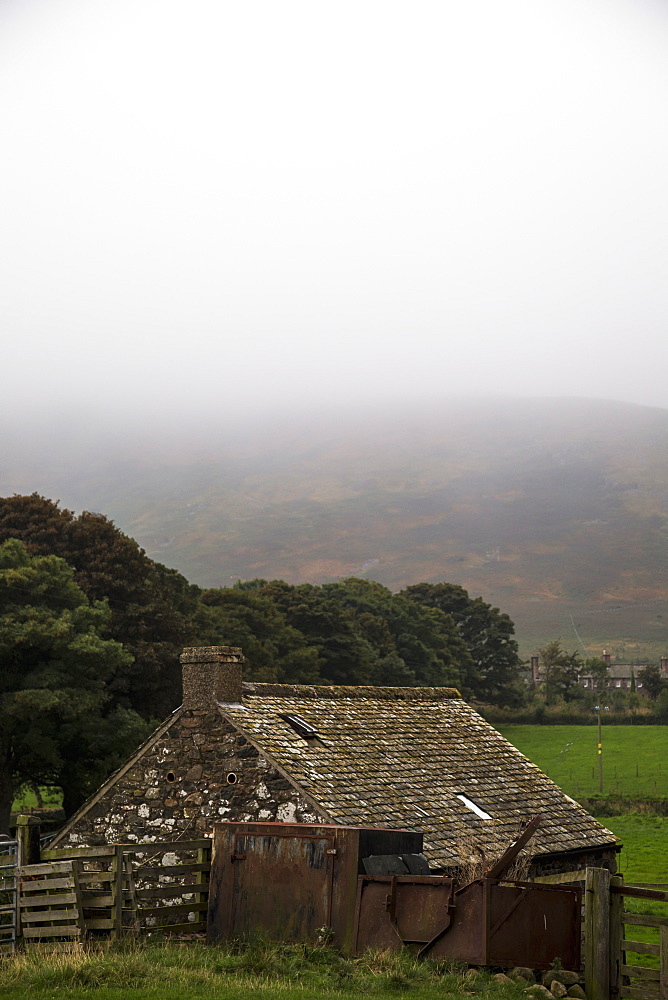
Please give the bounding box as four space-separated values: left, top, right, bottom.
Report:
566 652 666 695
530 652 668 695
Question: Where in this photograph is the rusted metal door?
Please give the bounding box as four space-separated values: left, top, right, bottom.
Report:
485 880 581 969
227 832 336 942
208 821 426 950
354 875 454 953
420 878 582 970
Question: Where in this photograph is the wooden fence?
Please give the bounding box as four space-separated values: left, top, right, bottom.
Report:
0 840 18 955
14 839 211 945
18 860 85 947
536 869 668 1000
117 840 210 935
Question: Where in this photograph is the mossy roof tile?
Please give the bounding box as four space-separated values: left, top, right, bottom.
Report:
218 682 616 869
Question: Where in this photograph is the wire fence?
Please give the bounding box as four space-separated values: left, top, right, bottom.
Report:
542 764 668 799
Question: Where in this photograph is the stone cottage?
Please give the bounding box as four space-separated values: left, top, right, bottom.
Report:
51 646 619 875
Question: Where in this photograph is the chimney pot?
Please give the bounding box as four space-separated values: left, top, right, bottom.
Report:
180 646 245 709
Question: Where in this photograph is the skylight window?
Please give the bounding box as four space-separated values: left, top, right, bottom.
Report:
456 793 492 820
280 713 319 740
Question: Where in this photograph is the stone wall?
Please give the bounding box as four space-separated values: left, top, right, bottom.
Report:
60 708 326 848
530 844 619 878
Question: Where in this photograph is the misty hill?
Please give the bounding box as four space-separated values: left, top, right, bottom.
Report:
3 397 668 658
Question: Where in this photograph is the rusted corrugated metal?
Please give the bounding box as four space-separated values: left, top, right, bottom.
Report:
207 821 423 953
206 819 582 970
419 878 582 970
353 875 455 952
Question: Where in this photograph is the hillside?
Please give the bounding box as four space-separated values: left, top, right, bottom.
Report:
3 397 668 658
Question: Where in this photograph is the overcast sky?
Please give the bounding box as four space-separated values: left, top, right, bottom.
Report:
2 0 668 426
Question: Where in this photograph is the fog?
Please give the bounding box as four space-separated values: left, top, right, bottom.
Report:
2 0 668 429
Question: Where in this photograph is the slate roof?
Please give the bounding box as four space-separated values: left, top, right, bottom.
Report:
223 681 617 870
580 664 643 680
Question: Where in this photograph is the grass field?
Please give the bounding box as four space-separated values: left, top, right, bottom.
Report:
0 942 528 1000
496 724 668 799
11 786 62 812
487 726 668 912
601 815 668 882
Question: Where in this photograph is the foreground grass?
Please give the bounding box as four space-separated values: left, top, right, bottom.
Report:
0 941 530 1000
498 724 668 799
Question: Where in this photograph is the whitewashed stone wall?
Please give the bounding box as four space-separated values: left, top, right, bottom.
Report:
60 709 325 848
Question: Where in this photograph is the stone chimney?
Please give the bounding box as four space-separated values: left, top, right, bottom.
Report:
180 646 245 709
603 650 611 668
530 655 540 684
661 656 668 678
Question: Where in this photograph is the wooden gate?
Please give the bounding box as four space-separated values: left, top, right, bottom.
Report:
40 839 211 938
536 868 668 1000
0 839 18 954
120 840 211 935
18 860 85 947
613 882 668 1000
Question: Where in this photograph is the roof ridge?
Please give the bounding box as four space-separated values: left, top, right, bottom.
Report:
241 682 462 700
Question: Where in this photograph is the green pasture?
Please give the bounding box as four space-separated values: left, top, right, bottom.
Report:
0 943 523 1000
499 723 668 979
600 815 667 883
11 786 62 812
497 724 668 799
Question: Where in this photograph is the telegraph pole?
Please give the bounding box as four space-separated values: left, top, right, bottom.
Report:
597 708 603 793
594 704 609 793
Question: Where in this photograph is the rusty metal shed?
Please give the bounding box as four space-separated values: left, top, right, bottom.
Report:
207 821 423 953
206 820 581 969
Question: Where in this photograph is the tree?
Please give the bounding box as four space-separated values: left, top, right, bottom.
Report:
655 687 668 721
583 656 610 691
0 538 150 830
198 584 322 684
318 578 473 689
400 582 524 705
638 664 666 701
0 495 201 718
257 580 384 686
538 640 582 704
201 578 472 691
609 687 627 713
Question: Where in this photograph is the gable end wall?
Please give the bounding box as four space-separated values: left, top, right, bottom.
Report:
60 709 327 848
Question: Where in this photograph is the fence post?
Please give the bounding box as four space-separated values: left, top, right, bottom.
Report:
584 867 610 1000
196 842 211 934
15 815 40 867
71 858 86 939
113 846 124 939
124 855 139 934
609 874 623 998
660 924 668 1000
